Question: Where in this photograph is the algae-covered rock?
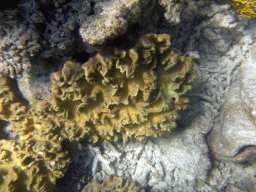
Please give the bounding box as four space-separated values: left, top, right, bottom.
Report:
48 34 195 142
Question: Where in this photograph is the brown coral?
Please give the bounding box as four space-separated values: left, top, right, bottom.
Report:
48 34 195 142
82 174 145 192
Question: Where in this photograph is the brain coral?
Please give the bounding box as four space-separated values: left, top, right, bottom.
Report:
48 33 195 142
82 174 145 192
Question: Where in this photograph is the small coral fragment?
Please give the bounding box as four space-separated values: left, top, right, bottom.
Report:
82 174 145 192
48 34 195 142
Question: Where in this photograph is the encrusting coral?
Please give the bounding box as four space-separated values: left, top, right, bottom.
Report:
47 33 195 142
82 174 145 192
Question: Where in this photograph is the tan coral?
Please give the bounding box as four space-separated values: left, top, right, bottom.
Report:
48 33 195 142
0 138 71 192
82 174 145 192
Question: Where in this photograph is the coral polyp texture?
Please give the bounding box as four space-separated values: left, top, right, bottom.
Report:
227 0 256 18
82 174 145 192
48 33 195 142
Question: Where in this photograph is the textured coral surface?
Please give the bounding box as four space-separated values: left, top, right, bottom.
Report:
48 33 195 142
0 139 70 192
0 75 71 192
227 0 256 18
79 0 155 45
82 174 145 192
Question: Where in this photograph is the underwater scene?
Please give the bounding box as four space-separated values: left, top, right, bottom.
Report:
0 0 256 191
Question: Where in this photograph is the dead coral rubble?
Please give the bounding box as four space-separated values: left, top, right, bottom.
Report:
82 174 145 192
48 33 195 142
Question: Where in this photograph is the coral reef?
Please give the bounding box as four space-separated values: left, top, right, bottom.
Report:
82 173 145 192
47 33 195 142
0 33 194 190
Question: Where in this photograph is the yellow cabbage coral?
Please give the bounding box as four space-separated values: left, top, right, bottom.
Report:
48 34 195 142
0 139 71 192
226 0 256 18
0 75 71 192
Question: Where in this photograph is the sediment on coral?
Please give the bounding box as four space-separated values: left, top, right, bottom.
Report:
47 33 195 142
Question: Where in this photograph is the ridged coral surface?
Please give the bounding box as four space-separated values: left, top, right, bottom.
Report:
0 139 70 192
0 75 71 192
48 34 195 142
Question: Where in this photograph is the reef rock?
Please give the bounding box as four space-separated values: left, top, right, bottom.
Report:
207 28 256 162
79 0 156 45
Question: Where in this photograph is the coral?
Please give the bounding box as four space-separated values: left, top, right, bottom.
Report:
0 139 70 192
158 0 184 24
39 0 91 58
81 173 145 192
0 74 71 191
226 0 256 18
0 11 41 78
47 33 195 142
79 0 156 45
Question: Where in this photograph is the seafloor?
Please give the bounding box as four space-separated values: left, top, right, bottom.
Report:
0 0 256 191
